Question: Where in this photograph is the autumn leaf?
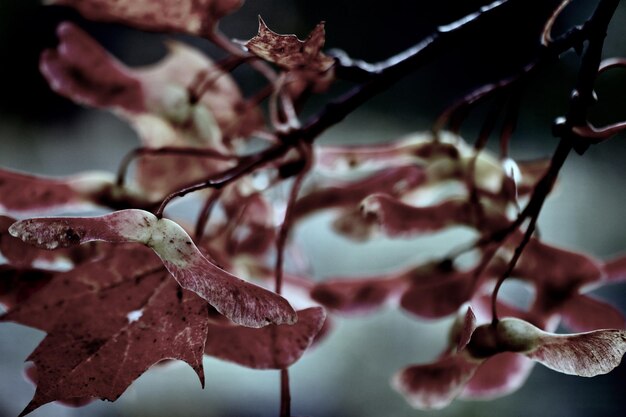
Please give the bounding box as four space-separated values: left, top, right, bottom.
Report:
245 18 335 73
2 247 208 416
0 266 54 311
48 0 244 36
9 210 297 327
2 244 325 415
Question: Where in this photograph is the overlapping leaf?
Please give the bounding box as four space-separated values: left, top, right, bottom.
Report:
9 210 297 327
2 244 325 415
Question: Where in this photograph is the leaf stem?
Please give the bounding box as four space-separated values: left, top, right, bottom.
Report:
279 368 291 417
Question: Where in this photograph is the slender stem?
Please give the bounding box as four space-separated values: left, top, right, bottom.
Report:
275 143 312 295
116 146 239 187
152 0 595 219
542 0 573 46
499 86 523 158
190 54 252 103
194 190 223 240
154 143 290 218
288 0 530 147
490 0 620 322
279 368 291 417
209 30 278 83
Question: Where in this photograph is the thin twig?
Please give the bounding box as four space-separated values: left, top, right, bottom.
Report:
489 0 620 322
116 147 239 187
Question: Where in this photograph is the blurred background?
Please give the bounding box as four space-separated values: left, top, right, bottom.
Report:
1 0 626 416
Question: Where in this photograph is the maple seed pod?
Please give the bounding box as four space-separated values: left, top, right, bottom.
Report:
466 318 539 359
496 318 542 353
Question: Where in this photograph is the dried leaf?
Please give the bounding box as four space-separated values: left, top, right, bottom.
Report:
9 210 297 327
245 18 334 72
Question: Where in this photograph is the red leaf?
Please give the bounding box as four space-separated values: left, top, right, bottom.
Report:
0 266 54 310
204 307 326 369
17 273 208 416
49 0 243 35
245 18 335 72
9 210 297 327
2 245 162 331
23 365 94 408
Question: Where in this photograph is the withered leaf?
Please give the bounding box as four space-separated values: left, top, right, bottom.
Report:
245 18 335 72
